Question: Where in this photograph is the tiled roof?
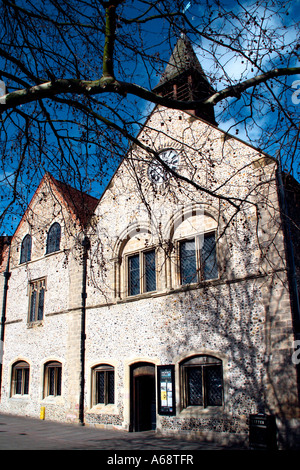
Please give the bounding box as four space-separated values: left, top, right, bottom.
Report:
47 174 99 227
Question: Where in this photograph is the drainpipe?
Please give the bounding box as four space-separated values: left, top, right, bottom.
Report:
78 235 90 426
0 242 11 401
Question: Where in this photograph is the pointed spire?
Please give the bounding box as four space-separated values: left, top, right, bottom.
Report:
154 34 203 88
153 34 217 125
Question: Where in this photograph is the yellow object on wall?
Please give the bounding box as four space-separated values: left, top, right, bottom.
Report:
40 406 45 420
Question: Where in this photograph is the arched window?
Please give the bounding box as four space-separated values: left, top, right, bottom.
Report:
11 361 30 396
117 227 157 298
179 232 218 284
172 211 219 286
44 361 62 397
128 249 156 296
20 234 32 264
46 222 61 254
180 355 223 409
92 364 115 406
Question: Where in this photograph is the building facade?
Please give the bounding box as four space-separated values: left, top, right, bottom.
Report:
0 37 299 448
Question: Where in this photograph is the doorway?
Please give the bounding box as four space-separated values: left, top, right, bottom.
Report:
130 362 156 432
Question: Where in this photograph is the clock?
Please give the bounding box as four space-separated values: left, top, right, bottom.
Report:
148 149 179 184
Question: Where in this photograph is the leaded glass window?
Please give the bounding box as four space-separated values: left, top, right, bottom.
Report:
202 233 218 281
11 361 30 396
44 361 62 397
128 254 140 296
180 239 197 285
144 250 156 292
20 234 32 264
96 371 105 403
187 367 203 406
181 356 223 409
46 222 61 254
205 365 223 406
127 249 156 296
179 232 218 285
93 365 115 405
28 278 46 323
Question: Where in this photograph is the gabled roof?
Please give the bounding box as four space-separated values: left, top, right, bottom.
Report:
47 173 99 227
13 172 99 239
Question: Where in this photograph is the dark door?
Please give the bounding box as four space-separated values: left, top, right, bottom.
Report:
130 363 156 432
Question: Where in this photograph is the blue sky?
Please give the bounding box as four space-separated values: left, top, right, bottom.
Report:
0 0 299 235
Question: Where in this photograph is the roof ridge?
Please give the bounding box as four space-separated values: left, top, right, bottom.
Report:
46 172 98 201
46 173 99 226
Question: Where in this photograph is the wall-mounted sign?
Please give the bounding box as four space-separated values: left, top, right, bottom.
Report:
157 365 176 416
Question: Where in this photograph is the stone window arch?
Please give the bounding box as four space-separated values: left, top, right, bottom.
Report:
114 224 158 299
91 364 115 406
46 222 61 254
20 234 32 264
170 208 219 287
180 355 223 409
43 361 62 397
11 360 30 396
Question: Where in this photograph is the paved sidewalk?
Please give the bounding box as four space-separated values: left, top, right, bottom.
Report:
0 413 246 451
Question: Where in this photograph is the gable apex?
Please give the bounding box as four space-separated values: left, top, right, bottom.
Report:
46 173 99 227
12 172 99 240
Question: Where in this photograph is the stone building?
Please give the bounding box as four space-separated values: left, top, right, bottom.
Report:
0 36 299 448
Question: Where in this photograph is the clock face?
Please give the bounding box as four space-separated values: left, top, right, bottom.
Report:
148 149 179 184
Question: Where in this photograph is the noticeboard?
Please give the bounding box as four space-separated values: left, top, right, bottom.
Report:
157 365 176 416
